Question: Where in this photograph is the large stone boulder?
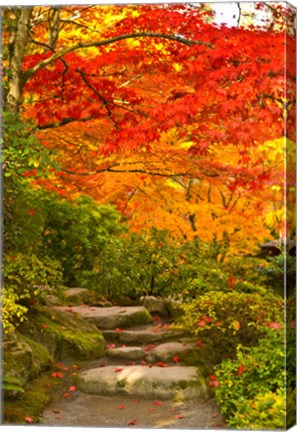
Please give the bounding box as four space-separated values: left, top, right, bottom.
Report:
164 298 184 318
141 296 169 316
75 365 207 400
2 331 53 387
102 326 189 345
18 305 106 360
63 288 96 305
56 305 153 330
147 342 194 363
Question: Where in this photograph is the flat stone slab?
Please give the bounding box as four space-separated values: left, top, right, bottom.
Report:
102 326 189 345
107 346 145 360
147 342 194 363
56 306 152 330
75 365 207 400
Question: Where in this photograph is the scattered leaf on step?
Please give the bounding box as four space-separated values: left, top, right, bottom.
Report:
99 363 106 368
163 324 170 329
64 393 71 398
213 413 220 418
140 360 147 365
175 414 185 419
113 368 123 373
150 407 155 411
25 416 33 423
44 383 51 388
107 344 116 350
41 323 48 329
115 328 123 332
173 355 180 363
60 326 66 330
128 419 137 425
153 315 161 321
118 405 125 410
121 344 127 347
66 308 73 313
171 408 177 412
133 399 140 403
127 361 137 365
69 386 76 392
156 362 168 368
62 367 69 371
153 401 163 406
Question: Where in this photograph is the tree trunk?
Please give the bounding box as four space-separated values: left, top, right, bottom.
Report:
5 7 33 115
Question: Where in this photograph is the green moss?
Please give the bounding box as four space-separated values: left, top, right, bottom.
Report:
18 305 106 360
3 373 55 425
117 309 152 328
20 335 54 378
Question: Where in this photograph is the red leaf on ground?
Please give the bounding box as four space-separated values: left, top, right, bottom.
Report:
133 399 140 403
175 414 185 419
66 308 73 313
44 383 51 388
25 416 33 423
118 405 125 410
113 368 123 373
62 367 69 371
41 323 48 329
72 364 81 369
60 326 66 330
198 320 206 327
69 385 76 392
127 361 137 365
128 419 137 425
156 362 168 368
153 315 161 321
51 372 63 379
140 360 147 365
115 328 123 332
63 393 71 397
173 355 180 363
153 401 163 405
107 344 116 350
99 363 106 367
121 344 127 347
150 407 155 411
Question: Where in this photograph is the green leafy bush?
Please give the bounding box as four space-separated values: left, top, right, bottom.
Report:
257 255 296 296
97 228 181 299
178 291 283 362
214 327 285 429
2 253 62 332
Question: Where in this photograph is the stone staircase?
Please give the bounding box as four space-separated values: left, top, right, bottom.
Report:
57 303 208 402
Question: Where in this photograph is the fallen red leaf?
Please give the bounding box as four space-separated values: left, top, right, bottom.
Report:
63 393 71 397
173 355 180 363
44 383 51 388
133 399 140 403
153 315 161 321
113 368 123 373
115 328 123 332
140 360 147 365
99 363 107 368
107 344 116 350
128 419 137 425
175 414 185 419
60 326 66 330
118 405 125 410
72 364 81 370
153 401 163 406
62 367 69 371
150 407 155 411
69 385 76 392
51 372 63 379
156 362 168 368
25 416 33 423
41 323 48 329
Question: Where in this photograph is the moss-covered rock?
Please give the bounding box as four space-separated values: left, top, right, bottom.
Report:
2 331 53 388
63 288 97 305
18 305 106 360
3 373 55 424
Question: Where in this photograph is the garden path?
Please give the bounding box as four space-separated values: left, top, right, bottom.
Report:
40 304 225 429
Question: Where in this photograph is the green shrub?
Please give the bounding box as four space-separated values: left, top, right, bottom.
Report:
214 327 285 429
178 291 283 362
257 255 296 296
97 227 181 299
2 253 62 332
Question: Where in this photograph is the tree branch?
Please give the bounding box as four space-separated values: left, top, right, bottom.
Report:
23 32 214 81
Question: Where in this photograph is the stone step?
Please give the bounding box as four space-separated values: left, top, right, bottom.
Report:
75 365 207 400
146 342 195 363
102 326 189 345
56 305 152 330
107 346 146 361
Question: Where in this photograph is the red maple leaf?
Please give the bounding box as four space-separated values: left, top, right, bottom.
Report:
25 416 34 423
128 419 137 425
173 355 180 363
156 361 168 368
118 405 125 410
